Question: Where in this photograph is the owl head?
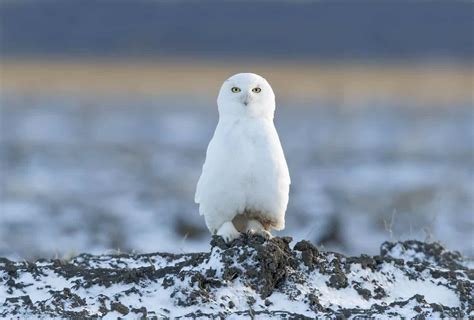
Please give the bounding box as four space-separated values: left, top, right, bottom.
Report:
217 73 276 119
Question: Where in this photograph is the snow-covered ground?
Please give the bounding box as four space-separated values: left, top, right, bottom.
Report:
0 237 472 318
0 94 473 260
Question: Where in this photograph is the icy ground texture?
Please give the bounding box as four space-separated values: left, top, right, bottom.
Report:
0 237 472 319
0 95 473 259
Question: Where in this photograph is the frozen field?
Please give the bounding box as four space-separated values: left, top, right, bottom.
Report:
0 95 473 260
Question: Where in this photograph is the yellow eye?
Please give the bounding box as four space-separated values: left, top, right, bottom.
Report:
231 87 241 93
252 87 262 93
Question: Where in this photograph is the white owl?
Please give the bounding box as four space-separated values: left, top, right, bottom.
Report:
195 73 290 242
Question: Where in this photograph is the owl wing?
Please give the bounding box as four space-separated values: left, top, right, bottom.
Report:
194 167 204 206
194 135 215 213
195 157 207 202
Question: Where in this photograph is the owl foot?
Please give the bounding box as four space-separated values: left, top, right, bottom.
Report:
246 219 272 240
216 221 241 243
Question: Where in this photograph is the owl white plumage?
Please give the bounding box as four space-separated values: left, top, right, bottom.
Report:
195 73 290 242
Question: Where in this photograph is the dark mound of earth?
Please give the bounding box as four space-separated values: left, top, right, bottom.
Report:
1 236 472 318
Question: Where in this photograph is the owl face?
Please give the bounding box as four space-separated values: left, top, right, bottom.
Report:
217 73 275 119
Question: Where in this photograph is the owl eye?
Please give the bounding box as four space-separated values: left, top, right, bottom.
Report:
252 87 262 93
231 87 241 93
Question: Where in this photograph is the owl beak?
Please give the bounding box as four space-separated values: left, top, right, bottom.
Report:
242 93 250 106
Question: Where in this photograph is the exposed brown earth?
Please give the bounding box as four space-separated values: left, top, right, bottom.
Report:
1 58 472 106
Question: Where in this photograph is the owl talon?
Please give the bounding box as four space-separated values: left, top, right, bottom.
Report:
246 220 272 239
216 221 241 243
247 229 272 240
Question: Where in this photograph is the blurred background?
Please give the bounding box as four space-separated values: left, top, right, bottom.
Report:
0 0 472 260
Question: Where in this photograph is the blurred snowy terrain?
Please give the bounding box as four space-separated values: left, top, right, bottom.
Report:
0 95 473 260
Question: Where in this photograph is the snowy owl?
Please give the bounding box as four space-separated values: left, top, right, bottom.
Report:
195 73 290 242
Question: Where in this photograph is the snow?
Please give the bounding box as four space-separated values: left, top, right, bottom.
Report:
348 264 459 308
386 243 429 262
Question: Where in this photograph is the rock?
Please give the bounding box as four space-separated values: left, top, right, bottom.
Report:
0 237 472 318
110 302 129 315
294 240 319 269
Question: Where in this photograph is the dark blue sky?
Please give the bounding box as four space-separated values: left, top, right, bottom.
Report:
0 0 472 60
